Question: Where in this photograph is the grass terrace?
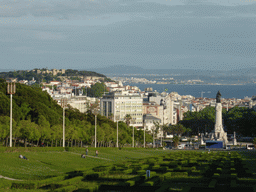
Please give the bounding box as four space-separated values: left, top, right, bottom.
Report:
0 148 256 191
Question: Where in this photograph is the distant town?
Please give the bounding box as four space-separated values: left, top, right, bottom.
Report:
4 68 256 138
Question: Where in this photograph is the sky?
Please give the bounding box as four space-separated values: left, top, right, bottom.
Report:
0 0 256 71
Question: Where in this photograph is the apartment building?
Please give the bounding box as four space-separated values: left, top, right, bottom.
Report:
100 91 143 127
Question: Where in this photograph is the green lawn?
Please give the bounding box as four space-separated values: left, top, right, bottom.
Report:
1 148 256 191
0 148 171 180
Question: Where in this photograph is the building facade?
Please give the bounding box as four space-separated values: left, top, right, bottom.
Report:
100 91 143 127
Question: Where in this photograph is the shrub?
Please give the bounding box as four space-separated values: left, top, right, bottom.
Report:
125 180 135 187
57 176 83 186
54 185 77 192
230 180 236 188
216 168 222 173
212 173 220 179
140 181 154 186
208 179 217 188
64 147 70 151
85 173 99 180
93 166 111 172
11 181 37 189
123 169 133 174
163 172 172 180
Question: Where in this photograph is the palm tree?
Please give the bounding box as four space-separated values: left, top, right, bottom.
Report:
153 121 162 147
108 113 114 121
124 114 132 126
152 121 161 148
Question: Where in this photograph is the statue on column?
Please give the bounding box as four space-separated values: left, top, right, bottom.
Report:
216 91 221 103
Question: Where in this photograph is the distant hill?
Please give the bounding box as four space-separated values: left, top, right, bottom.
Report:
0 69 107 83
87 65 256 82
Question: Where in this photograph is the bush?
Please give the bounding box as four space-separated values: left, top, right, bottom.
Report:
85 173 99 180
140 181 154 186
123 169 133 174
65 147 70 151
212 173 220 179
57 176 83 186
11 181 37 189
125 180 135 187
208 179 217 188
54 185 77 192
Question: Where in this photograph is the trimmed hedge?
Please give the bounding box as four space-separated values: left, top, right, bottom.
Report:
54 185 77 192
208 179 217 188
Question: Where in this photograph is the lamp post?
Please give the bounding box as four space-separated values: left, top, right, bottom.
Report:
133 126 134 148
7 82 16 147
116 116 119 148
144 124 146 148
95 113 97 148
61 98 67 147
132 119 135 148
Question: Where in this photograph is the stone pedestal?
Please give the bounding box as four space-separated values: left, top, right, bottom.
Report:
209 103 228 145
233 131 237 145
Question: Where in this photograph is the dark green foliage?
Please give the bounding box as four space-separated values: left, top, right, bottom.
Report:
180 105 256 136
0 69 106 83
86 82 107 98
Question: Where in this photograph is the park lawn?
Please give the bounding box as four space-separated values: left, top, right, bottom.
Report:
0 148 172 181
73 147 171 161
1 150 256 191
0 151 109 180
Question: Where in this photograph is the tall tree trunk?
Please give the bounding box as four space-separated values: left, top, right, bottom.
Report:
80 140 82 148
51 140 53 147
71 139 73 147
68 140 69 147
56 140 57 147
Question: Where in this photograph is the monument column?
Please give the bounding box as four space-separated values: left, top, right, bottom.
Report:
213 91 228 145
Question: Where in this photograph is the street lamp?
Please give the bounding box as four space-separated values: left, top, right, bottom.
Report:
7 82 16 147
144 124 146 148
95 113 97 148
61 98 67 147
116 116 120 148
132 119 135 148
93 107 99 148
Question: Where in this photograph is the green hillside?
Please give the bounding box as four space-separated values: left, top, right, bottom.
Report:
0 79 152 148
0 69 107 83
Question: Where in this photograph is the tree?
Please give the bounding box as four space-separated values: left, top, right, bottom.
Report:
124 114 132 127
87 82 107 98
152 121 161 148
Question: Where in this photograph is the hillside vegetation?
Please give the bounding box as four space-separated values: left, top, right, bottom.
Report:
0 79 152 147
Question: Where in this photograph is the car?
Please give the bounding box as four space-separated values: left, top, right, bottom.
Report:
180 137 188 142
247 144 255 150
178 144 185 149
165 146 172 149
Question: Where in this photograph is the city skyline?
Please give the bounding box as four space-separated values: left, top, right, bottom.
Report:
1 0 256 71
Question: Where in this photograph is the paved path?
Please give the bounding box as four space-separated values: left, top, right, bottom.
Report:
0 175 23 181
68 152 114 161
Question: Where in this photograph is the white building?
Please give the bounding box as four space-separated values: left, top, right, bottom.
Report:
67 96 98 113
100 91 143 127
143 114 163 138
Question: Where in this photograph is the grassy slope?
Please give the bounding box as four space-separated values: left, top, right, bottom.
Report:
0 148 171 180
